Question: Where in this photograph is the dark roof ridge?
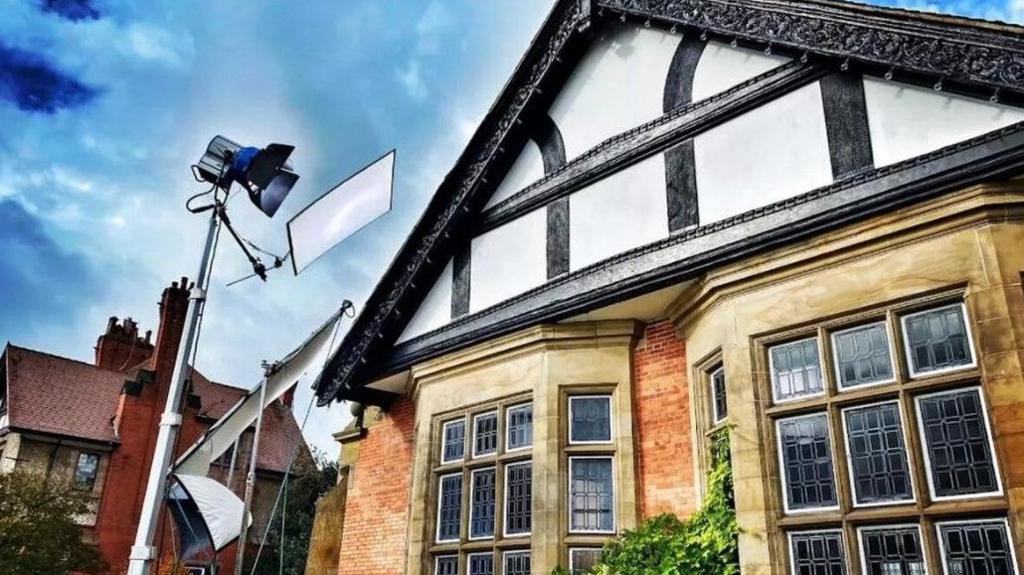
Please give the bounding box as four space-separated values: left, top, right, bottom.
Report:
6 343 109 372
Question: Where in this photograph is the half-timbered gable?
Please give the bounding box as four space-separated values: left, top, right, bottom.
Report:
323 2 1024 573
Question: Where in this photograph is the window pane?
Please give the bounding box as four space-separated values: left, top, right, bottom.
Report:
778 414 837 511
437 474 462 542
570 548 602 575
917 389 999 498
834 323 893 389
711 368 728 423
74 453 99 489
506 404 533 450
770 338 823 402
504 462 532 535
470 468 496 539
904 305 973 375
442 420 465 463
843 402 913 505
503 552 530 575
938 521 1016 575
468 554 493 575
570 396 612 443
789 532 846 575
570 457 614 532
473 412 498 457
436 556 458 575
859 526 925 575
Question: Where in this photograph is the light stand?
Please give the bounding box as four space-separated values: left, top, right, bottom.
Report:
128 137 299 575
127 206 222 575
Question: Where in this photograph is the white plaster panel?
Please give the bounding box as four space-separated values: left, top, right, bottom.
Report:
485 139 546 209
863 77 1024 168
470 209 548 313
396 259 452 343
695 82 833 225
569 154 669 271
691 41 790 102
548 23 681 160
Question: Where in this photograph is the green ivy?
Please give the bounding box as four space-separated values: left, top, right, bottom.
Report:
557 430 739 575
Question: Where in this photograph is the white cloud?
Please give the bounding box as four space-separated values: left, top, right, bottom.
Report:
396 60 429 101
121 23 195 69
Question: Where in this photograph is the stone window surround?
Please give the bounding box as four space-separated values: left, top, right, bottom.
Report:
754 288 1016 574
428 392 534 564
405 321 640 575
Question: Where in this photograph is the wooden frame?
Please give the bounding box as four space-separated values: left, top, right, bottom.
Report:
755 288 1019 574
426 393 533 573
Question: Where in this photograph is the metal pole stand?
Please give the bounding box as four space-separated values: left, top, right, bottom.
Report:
127 208 222 575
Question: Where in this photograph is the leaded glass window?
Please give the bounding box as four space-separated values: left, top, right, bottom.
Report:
569 396 612 444
711 367 728 423
468 553 493 575
74 452 100 489
789 531 846 575
843 402 913 506
770 338 823 402
569 548 602 575
506 404 533 451
833 322 894 389
902 304 974 377
916 388 1000 499
473 411 498 457
504 462 532 536
859 526 926 575
435 555 458 575
436 474 462 542
938 520 1017 575
778 413 837 512
503 551 530 575
569 457 614 533
442 419 465 464
470 468 496 539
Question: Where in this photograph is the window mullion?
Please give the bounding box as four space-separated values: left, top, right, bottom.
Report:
828 402 853 516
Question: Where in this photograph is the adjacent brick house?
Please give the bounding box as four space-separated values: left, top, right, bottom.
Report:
312 1 1024 573
0 278 311 574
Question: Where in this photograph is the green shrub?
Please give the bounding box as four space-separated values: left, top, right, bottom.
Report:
585 431 739 575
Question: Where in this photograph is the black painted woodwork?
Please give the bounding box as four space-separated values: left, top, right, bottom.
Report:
316 0 1024 404
820 72 875 178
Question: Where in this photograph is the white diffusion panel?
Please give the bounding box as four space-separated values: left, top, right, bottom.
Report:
288 151 394 274
695 82 833 225
470 209 547 313
691 41 790 102
569 154 669 271
863 77 1024 168
549 23 681 160
396 259 453 343
485 140 546 209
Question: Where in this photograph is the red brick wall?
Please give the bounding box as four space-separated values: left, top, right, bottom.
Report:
338 398 416 575
632 320 695 518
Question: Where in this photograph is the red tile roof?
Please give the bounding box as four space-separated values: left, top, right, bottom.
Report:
2 344 309 474
4 345 122 443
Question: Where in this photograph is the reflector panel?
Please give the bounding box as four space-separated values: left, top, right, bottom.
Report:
287 150 395 274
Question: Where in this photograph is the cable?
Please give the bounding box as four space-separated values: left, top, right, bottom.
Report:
247 314 343 575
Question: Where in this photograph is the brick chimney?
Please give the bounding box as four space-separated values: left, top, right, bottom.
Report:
95 316 154 372
150 277 191 375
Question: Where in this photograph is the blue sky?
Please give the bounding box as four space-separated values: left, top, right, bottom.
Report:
1 0 1020 457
